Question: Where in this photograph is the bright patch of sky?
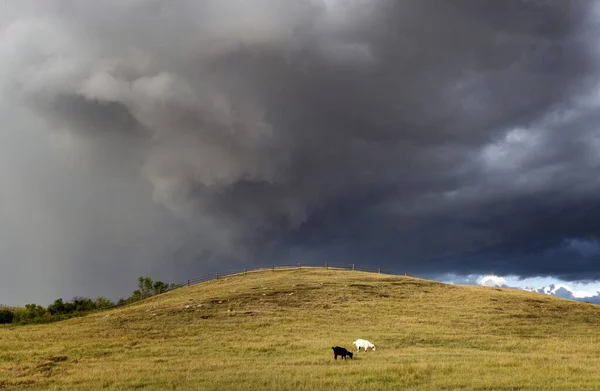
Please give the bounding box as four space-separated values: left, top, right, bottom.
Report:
477 275 507 287
441 274 600 298
479 127 540 173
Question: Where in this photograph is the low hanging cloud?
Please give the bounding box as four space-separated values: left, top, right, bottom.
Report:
477 275 508 288
1 0 600 303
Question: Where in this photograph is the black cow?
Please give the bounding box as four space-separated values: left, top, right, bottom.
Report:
332 346 353 360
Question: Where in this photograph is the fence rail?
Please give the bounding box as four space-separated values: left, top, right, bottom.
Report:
182 263 409 288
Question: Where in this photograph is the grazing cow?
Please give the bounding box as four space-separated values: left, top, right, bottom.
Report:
332 346 353 360
353 339 376 352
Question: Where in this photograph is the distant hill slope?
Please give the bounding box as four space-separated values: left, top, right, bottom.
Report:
2 268 600 390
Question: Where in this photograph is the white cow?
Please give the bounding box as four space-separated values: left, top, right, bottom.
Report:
353 339 376 352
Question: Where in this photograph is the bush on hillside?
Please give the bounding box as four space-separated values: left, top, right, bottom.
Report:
12 304 51 324
47 299 72 315
71 297 98 312
48 296 115 316
0 309 14 324
9 276 180 325
116 277 183 305
153 280 168 294
96 296 114 309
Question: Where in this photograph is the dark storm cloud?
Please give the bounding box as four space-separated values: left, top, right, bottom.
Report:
1 0 600 303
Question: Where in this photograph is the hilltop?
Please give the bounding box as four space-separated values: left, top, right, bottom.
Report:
2 268 600 390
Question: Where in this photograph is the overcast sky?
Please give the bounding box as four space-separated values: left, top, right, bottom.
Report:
2 0 600 305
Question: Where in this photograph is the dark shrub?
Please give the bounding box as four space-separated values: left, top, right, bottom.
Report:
0 309 14 324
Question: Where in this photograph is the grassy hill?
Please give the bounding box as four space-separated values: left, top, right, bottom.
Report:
2 268 600 390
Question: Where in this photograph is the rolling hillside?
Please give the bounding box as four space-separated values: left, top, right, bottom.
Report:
2 268 600 390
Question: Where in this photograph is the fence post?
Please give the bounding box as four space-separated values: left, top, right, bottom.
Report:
378 268 381 274
298 263 301 269
187 279 190 287
216 272 219 279
244 267 247 275
325 262 328 270
272 265 275 272
352 264 355 271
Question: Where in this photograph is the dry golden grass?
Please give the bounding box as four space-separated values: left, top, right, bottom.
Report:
2 268 600 390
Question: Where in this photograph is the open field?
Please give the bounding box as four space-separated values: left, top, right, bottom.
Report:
2 268 600 390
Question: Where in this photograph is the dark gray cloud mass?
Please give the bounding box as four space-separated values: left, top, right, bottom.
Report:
1 0 600 304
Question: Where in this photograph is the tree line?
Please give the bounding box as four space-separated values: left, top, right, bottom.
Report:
0 276 182 325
